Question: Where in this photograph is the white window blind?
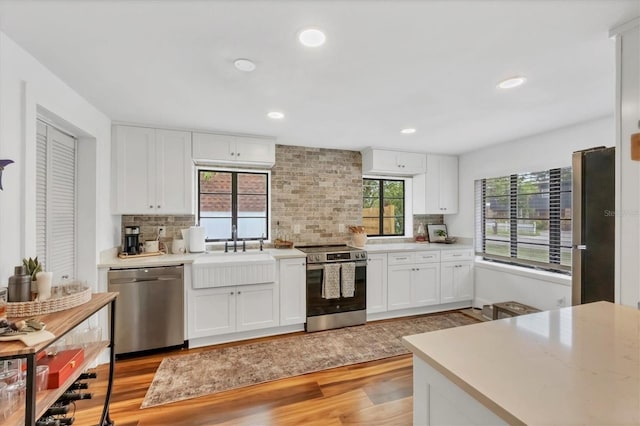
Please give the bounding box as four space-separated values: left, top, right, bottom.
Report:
36 120 77 283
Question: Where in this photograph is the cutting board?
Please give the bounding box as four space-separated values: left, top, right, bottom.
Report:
118 251 165 259
0 329 55 346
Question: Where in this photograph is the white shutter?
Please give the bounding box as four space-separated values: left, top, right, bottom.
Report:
36 120 77 283
36 121 48 267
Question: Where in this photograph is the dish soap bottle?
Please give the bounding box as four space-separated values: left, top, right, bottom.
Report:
416 224 426 242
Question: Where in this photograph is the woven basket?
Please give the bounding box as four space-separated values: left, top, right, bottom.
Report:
7 287 91 318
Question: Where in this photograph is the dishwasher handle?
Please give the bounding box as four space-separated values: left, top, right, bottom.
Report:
108 265 184 284
108 276 179 285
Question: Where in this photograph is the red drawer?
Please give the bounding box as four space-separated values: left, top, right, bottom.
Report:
37 348 84 389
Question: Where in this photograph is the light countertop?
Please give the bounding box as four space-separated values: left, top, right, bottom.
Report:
99 248 306 269
364 242 472 253
403 301 640 425
99 241 473 269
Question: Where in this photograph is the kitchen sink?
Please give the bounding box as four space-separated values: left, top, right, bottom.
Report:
192 251 276 288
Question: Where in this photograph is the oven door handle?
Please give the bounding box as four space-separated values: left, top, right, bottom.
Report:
307 261 367 271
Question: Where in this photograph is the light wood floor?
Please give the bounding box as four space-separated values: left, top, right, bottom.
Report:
69 327 415 426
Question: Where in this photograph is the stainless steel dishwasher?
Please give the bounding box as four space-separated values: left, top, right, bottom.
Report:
108 265 184 355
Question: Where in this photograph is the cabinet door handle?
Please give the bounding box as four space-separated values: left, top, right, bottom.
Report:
149 205 153 209
230 152 235 156
236 152 240 156
157 205 161 209
230 291 234 295
395 257 408 260
237 291 241 295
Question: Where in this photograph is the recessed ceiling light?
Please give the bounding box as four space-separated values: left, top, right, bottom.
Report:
234 58 256 72
497 76 527 89
267 111 285 120
298 28 326 47
400 128 416 134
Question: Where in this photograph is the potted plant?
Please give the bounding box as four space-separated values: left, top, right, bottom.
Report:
435 229 448 242
22 257 42 299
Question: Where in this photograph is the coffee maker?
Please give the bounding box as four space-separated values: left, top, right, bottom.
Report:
123 226 140 255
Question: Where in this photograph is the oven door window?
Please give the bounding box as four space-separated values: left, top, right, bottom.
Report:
306 265 366 316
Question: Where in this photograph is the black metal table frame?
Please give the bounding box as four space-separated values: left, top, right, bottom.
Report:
15 297 117 425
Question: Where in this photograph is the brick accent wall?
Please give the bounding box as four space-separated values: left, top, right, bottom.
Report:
272 145 363 245
121 215 195 249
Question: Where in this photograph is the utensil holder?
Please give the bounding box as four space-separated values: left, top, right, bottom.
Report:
352 233 367 248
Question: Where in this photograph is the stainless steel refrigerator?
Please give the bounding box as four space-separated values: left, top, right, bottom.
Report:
572 146 615 305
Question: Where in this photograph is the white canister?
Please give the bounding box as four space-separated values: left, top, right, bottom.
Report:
171 239 186 254
189 226 206 253
36 271 53 301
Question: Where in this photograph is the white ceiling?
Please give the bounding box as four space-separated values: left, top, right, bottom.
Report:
0 0 638 154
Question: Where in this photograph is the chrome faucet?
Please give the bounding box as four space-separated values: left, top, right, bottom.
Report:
232 224 238 252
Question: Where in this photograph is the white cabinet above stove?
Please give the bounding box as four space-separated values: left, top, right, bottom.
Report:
361 148 426 176
192 132 275 167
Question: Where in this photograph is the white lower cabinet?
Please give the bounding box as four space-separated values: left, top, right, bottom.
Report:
388 263 440 310
189 283 278 338
279 258 307 326
387 251 441 311
236 283 279 331
440 261 474 303
366 253 388 313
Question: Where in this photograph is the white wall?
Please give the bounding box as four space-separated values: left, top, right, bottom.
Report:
447 116 614 309
0 31 118 290
474 261 571 311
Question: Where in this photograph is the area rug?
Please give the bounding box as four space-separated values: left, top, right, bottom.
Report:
141 312 478 408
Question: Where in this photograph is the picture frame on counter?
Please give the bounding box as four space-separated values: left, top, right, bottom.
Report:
427 224 448 242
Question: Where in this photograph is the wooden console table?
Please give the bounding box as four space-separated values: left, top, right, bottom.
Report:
0 292 118 426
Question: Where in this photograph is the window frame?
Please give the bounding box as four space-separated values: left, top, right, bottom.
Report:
476 167 572 274
196 167 271 243
362 177 407 237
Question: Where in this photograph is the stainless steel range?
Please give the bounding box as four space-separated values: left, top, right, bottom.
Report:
297 244 367 332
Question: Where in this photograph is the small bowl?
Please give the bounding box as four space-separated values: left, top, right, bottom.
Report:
0 369 19 385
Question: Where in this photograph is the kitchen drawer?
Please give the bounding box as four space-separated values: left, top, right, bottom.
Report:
414 251 440 263
441 249 474 261
388 252 416 265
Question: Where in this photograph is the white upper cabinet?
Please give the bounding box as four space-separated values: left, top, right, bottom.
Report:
113 125 193 215
192 132 275 167
361 148 426 176
414 154 459 214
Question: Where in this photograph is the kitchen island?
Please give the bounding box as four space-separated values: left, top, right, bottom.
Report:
403 301 640 425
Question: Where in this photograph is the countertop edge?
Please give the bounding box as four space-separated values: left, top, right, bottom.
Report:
402 335 526 426
364 243 473 253
98 249 307 268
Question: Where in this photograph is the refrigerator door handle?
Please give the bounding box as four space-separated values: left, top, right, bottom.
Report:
573 244 587 250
